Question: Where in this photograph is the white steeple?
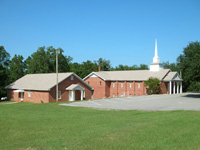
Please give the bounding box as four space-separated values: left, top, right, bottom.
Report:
150 39 163 71
153 39 160 63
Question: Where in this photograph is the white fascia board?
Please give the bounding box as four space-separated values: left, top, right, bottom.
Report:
72 73 94 90
48 73 73 91
83 72 105 81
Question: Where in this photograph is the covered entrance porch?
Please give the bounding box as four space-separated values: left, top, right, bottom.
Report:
14 89 24 101
168 81 182 95
66 84 85 101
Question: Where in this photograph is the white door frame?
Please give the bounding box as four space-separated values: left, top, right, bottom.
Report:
20 92 24 101
69 90 75 101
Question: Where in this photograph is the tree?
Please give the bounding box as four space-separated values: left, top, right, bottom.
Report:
139 64 148 70
25 46 72 74
163 61 179 72
0 46 10 97
144 77 160 94
70 60 98 78
9 55 25 83
96 58 111 71
111 64 148 71
177 41 200 92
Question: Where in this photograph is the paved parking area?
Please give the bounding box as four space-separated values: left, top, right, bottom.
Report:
60 93 200 111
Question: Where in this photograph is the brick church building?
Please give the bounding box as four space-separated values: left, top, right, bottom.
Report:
84 40 183 99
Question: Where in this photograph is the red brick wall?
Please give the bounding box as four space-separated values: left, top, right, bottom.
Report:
7 89 49 103
23 90 49 103
85 77 106 99
7 89 20 102
49 74 92 102
84 75 148 99
134 81 147 96
159 82 168 94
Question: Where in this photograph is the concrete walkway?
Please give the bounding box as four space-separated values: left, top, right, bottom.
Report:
0 101 18 104
60 93 200 111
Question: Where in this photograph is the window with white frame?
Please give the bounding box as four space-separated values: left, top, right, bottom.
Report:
28 90 31 97
113 81 115 88
71 75 74 80
58 91 61 99
138 81 140 89
130 82 132 88
121 82 123 88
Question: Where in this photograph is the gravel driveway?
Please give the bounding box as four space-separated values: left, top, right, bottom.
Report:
60 93 200 111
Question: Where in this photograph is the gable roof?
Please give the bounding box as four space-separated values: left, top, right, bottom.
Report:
84 69 171 81
66 84 85 91
163 72 182 81
6 72 93 91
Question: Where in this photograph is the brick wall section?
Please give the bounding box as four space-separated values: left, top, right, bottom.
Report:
7 89 49 103
105 81 111 97
7 89 20 102
49 74 92 102
85 75 149 99
7 74 92 103
160 82 168 94
23 90 49 103
85 77 106 99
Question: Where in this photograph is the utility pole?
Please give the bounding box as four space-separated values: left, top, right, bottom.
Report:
56 49 60 102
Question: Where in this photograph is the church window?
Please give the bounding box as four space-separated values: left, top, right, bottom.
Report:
138 81 140 89
113 81 115 88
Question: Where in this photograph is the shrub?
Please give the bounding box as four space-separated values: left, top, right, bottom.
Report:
144 77 160 94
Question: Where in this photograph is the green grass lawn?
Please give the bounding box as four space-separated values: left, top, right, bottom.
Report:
0 102 200 150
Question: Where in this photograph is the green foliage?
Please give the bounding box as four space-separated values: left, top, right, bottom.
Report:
9 54 25 83
0 46 10 97
187 82 200 92
1 103 200 149
96 58 111 71
112 64 148 70
163 61 179 72
144 77 160 94
70 60 98 78
70 58 111 78
25 46 72 74
177 41 200 92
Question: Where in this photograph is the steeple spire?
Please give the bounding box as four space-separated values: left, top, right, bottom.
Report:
150 39 163 71
153 38 160 63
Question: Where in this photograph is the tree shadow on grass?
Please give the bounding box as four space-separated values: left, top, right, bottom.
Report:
183 93 200 98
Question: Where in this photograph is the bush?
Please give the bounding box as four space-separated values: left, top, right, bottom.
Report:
187 82 200 92
144 77 160 94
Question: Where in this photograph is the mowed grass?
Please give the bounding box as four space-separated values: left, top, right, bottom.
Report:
0 102 200 150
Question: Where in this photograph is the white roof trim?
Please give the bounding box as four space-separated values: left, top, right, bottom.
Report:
72 73 94 90
83 72 105 81
14 89 24 92
66 84 85 91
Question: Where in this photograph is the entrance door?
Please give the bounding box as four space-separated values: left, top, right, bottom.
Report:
69 91 74 101
21 92 24 101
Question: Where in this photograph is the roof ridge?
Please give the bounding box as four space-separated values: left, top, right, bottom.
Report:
26 72 73 75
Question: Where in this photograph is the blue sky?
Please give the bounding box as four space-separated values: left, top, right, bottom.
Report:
0 0 199 67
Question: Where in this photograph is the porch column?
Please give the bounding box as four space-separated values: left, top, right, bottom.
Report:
72 90 75 101
169 81 172 95
177 82 179 94
173 82 176 94
180 82 182 93
81 90 83 100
